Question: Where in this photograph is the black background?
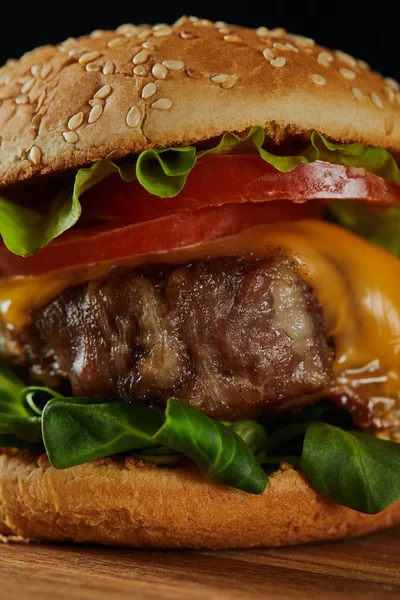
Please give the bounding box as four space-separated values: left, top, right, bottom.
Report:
1 2 399 81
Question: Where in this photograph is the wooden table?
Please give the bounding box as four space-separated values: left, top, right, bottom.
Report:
1 525 399 599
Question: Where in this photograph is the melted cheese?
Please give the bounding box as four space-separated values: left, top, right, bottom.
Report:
1 219 400 422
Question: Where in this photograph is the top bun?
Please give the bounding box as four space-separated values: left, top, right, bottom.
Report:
0 16 399 187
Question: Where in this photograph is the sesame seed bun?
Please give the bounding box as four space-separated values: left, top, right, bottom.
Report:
0 16 400 187
0 452 399 548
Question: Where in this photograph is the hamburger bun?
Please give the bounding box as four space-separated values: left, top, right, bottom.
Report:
0 452 399 548
0 16 399 187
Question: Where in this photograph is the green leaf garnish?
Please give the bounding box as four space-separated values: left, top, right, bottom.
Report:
42 397 267 494
302 423 400 514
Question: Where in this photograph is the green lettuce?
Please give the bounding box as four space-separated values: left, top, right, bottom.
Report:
1 363 400 510
1 127 399 256
326 201 400 257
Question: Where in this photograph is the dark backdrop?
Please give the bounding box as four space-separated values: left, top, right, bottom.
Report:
1 2 398 81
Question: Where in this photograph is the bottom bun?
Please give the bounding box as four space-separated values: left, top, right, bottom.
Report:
0 451 399 549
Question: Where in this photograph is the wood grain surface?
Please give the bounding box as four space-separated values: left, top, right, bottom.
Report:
1 525 399 600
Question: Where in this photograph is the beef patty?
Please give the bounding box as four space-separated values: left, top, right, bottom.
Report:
5 254 334 419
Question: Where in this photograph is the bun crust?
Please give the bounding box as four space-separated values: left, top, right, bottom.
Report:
0 17 400 187
1 452 399 549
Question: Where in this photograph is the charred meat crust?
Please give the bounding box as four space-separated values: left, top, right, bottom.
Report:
10 254 333 420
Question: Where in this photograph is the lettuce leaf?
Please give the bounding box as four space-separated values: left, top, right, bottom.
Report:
0 160 136 257
326 200 400 257
0 127 399 257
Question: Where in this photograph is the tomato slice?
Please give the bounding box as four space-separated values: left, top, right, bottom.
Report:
1 154 400 278
79 155 400 226
0 202 321 277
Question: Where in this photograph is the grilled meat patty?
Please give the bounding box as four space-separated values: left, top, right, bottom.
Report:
5 254 333 419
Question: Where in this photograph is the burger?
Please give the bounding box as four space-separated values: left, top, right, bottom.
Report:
0 16 400 549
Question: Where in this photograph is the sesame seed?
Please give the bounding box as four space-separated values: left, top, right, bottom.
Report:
385 77 400 91
210 73 231 84
40 64 52 78
133 65 147 76
103 61 115 75
215 21 227 28
273 42 288 51
107 37 127 47
385 118 394 136
152 63 168 79
285 43 299 52
133 49 151 65
126 105 141 127
142 41 155 50
339 67 356 80
270 56 286 68
19 75 32 85
218 27 230 35
116 23 138 34
287 33 314 46
188 16 199 22
357 60 369 70
137 29 152 41
154 23 168 30
384 86 395 103
151 98 173 110
63 131 79 143
221 75 238 89
335 50 357 68
28 145 41 166
68 112 83 131
90 29 104 39
141 82 157 99
89 98 105 107
180 31 194 39
263 48 275 60
352 87 364 101
223 34 242 43
79 51 100 65
154 26 173 37
21 78 35 94
86 62 101 72
162 60 184 71
256 26 270 37
94 84 112 99
370 92 383 109
270 28 286 38
317 51 333 67
68 48 84 57
185 68 201 79
88 104 103 124
30 64 41 77
15 95 28 104
309 73 326 86
68 112 84 130
31 114 42 131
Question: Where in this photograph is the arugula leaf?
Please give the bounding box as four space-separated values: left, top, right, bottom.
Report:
42 397 267 494
326 201 400 257
302 423 400 514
